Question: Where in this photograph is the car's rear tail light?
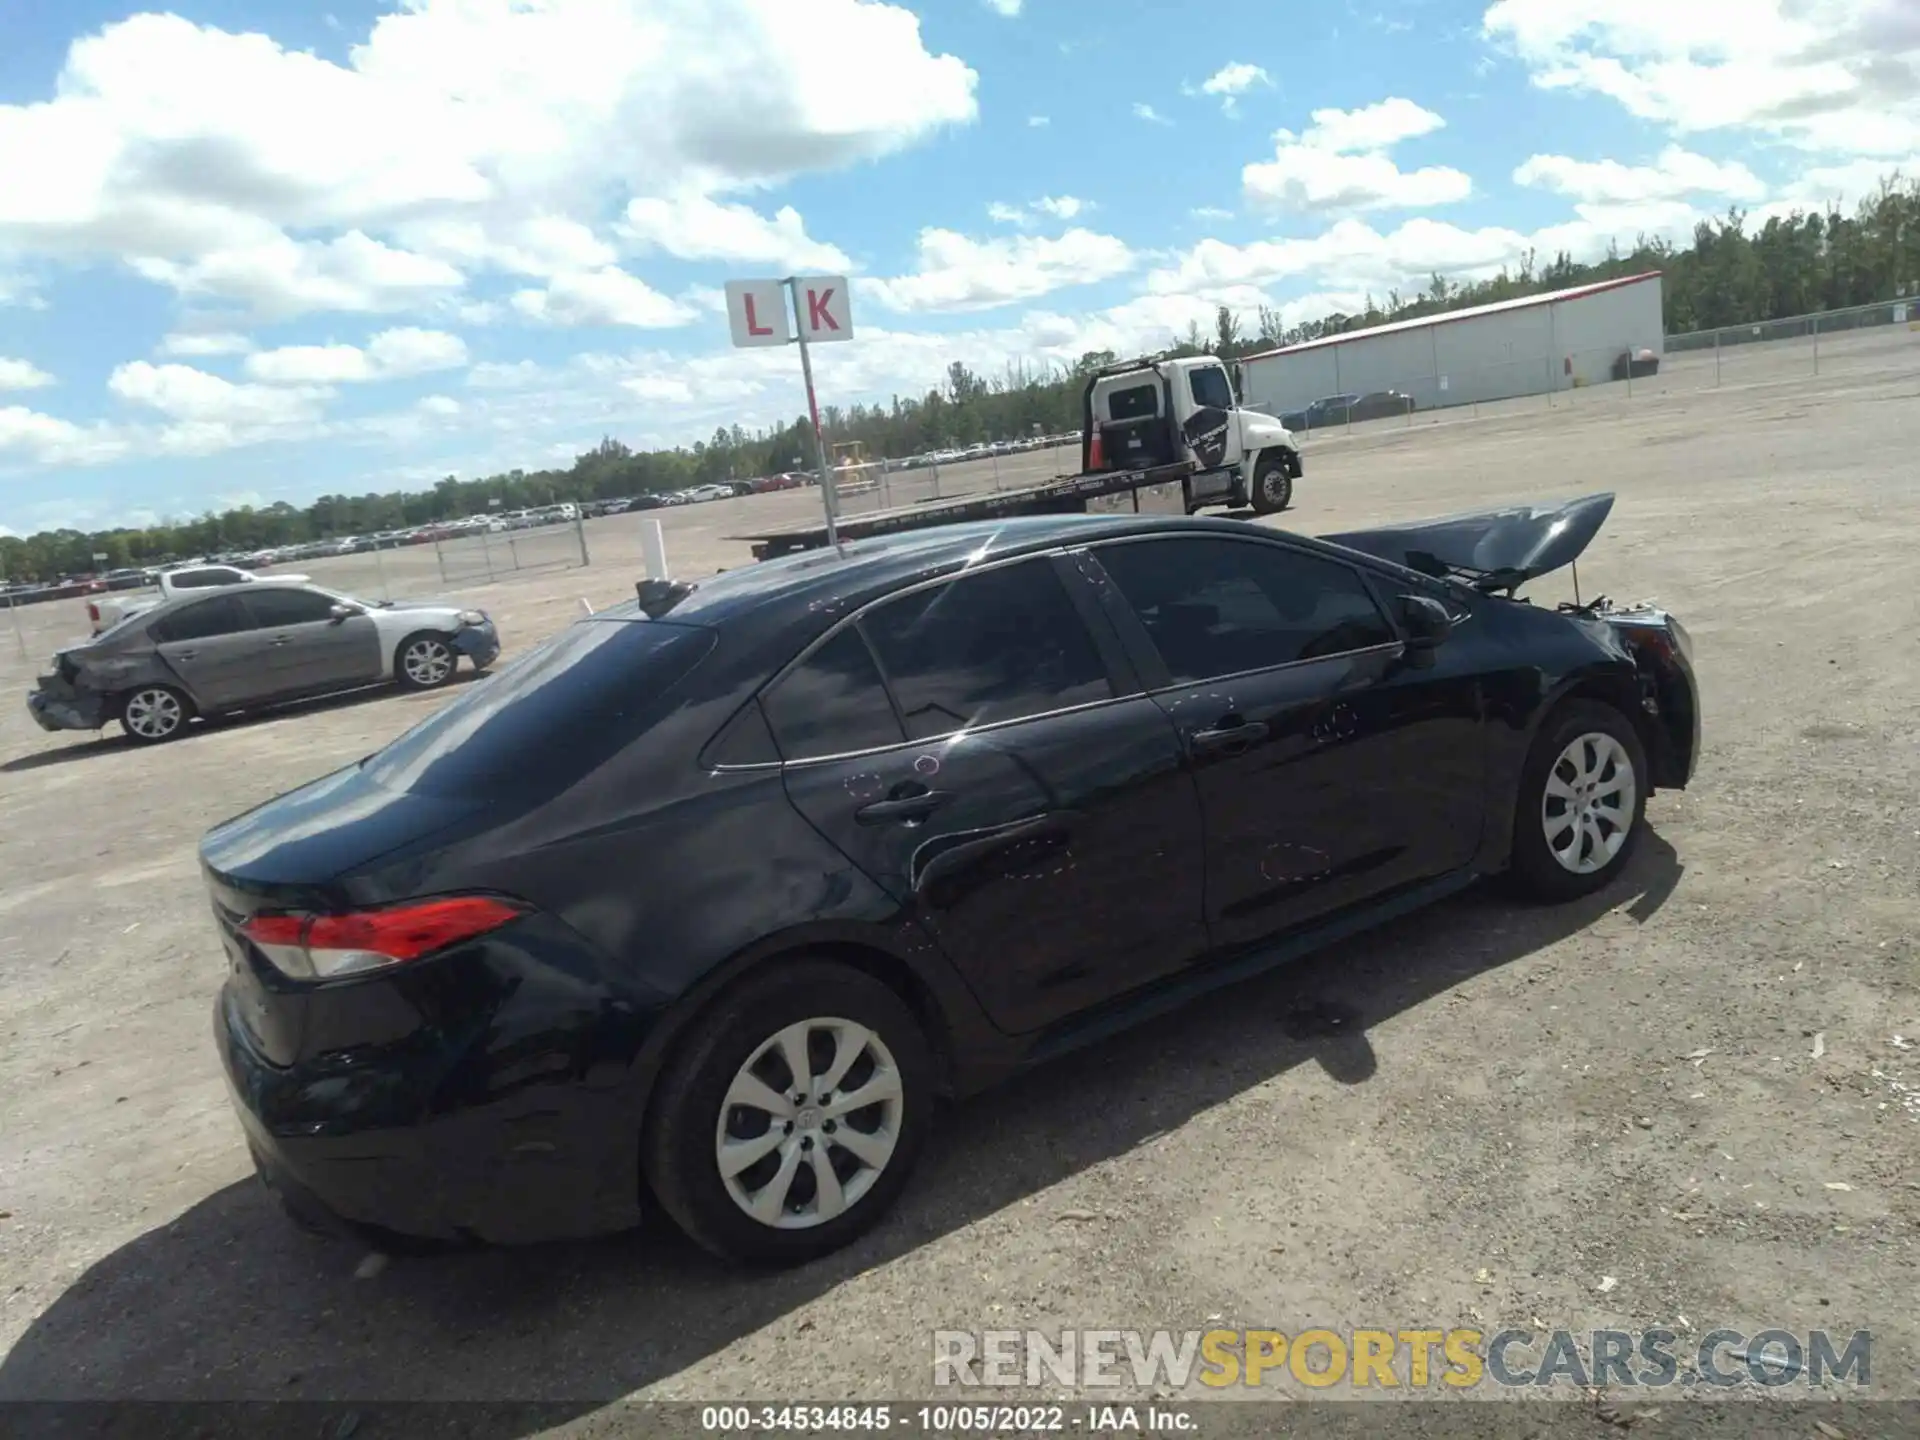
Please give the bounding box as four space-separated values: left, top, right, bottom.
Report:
239 896 527 980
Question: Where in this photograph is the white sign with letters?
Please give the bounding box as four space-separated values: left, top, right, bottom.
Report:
793 276 853 342
724 280 790 348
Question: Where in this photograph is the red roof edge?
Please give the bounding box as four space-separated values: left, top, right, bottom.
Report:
1238 270 1666 365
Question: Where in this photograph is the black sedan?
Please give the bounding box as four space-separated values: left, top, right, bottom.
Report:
204 496 1698 1264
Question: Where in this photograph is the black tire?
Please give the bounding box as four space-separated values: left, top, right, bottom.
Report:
1249 452 1295 515
118 684 192 744
394 632 458 691
1508 700 1648 901
643 959 935 1266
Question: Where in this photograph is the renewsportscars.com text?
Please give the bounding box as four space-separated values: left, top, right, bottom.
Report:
932 1328 1872 1391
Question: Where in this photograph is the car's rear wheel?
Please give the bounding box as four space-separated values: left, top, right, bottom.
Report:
643 960 934 1265
395 633 457 691
1249 452 1294 515
119 684 191 744
1509 700 1647 901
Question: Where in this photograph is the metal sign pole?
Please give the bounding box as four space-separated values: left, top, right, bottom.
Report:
788 276 841 548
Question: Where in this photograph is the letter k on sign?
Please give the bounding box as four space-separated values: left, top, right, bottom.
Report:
798 277 853 342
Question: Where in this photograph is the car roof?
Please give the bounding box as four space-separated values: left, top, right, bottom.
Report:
616 512 1378 640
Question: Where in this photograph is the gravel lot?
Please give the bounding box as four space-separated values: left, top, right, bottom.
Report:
1 331 1916 1428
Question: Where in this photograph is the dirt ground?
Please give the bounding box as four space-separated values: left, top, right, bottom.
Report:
0 329 1916 1426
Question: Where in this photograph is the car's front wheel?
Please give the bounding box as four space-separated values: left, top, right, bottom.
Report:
1509 700 1648 901
643 959 934 1265
119 684 191 744
395 632 458 691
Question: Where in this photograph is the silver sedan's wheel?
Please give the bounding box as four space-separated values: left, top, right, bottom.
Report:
397 635 456 690
715 1017 904 1231
1542 731 1637 875
122 686 185 742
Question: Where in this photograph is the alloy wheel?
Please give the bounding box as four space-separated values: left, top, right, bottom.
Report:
1542 730 1637 874
402 638 454 687
714 1017 904 1230
124 688 183 740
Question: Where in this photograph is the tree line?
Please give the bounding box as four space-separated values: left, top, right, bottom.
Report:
5 173 1914 581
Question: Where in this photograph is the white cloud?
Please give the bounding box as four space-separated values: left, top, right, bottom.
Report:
511 268 697 328
244 327 469 384
417 394 461 417
0 2 977 319
109 361 329 427
620 195 851 270
130 231 466 321
1134 103 1172 125
865 228 1137 312
1244 98 1472 211
987 195 1092 226
1514 145 1766 203
1151 203 1721 304
157 331 253 358
1192 206 1235 220
0 407 127 466
1028 115 1050 128
1198 62 1273 113
982 0 1022 15
0 358 55 391
1483 0 1920 156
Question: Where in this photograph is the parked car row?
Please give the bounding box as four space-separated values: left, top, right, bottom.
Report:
893 434 1074 470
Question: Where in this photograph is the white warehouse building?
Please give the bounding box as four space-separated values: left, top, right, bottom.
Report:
1237 272 1665 422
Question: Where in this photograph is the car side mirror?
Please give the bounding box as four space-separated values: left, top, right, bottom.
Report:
329 603 360 623
1398 594 1453 666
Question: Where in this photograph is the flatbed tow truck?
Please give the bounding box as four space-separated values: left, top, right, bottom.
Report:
736 354 1303 561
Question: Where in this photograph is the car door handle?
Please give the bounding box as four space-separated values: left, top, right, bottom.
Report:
854 789 952 825
174 649 198 662
1188 719 1269 755
268 635 294 647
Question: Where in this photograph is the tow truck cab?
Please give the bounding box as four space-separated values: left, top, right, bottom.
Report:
1083 355 1302 515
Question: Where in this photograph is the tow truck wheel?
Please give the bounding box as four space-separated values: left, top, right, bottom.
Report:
1250 453 1294 515
120 684 191 744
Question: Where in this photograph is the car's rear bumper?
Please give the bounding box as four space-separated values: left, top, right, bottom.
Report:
212 923 647 1246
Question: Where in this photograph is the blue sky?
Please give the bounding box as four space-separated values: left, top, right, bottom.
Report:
1 0 1915 537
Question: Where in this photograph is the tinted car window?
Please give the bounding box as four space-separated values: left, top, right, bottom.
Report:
1190 365 1233 410
1106 383 1158 420
862 559 1111 740
1095 538 1395 684
763 626 905 760
150 594 251 643
363 618 716 797
243 588 337 627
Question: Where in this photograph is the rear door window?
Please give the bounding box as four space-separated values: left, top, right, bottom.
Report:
1093 537 1395 684
150 595 251 643
1106 383 1159 420
763 627 905 760
861 558 1111 740
241 589 337 627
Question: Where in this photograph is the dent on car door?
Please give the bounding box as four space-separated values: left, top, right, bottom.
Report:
769 555 1208 1035
148 595 268 710
1083 534 1485 949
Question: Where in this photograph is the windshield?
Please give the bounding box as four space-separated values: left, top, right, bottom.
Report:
362 617 716 798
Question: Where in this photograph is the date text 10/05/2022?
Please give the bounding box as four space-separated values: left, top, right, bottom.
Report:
698 1405 1197 1433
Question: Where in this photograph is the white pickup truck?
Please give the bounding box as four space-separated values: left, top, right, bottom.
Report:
87 564 311 635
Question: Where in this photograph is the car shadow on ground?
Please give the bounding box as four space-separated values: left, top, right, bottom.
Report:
0 834 1681 1425
1 671 487 773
